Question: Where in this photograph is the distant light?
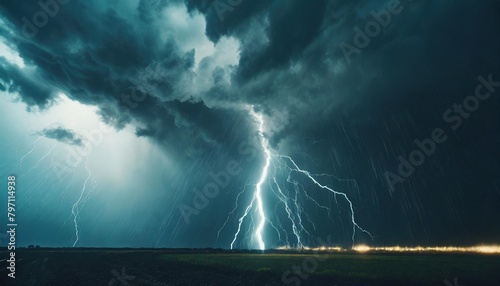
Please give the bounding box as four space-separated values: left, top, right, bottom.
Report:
353 245 500 254
352 245 370 252
276 245 500 254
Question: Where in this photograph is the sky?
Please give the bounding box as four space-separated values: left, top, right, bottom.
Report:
0 0 499 249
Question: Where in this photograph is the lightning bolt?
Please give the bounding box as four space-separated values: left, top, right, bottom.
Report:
230 110 270 250
19 143 57 179
225 107 372 250
269 176 304 248
19 136 43 171
217 183 252 243
276 154 373 246
70 143 96 247
253 111 271 250
230 192 255 249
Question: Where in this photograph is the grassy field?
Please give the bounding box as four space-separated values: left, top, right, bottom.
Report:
160 251 500 285
0 248 498 285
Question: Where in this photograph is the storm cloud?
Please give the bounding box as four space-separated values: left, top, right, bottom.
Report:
38 126 83 146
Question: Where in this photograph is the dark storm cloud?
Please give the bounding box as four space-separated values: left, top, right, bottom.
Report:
0 0 237 157
38 126 83 146
236 0 329 81
0 57 56 108
1 0 498 149
190 0 500 158
186 0 272 43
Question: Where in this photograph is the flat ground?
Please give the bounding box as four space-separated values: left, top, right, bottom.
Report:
0 248 498 285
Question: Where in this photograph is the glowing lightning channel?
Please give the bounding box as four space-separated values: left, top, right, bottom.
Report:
217 183 252 243
71 144 93 247
226 107 372 250
19 144 57 179
269 176 304 248
19 136 43 171
230 196 254 249
276 155 373 246
231 110 270 250
253 112 271 250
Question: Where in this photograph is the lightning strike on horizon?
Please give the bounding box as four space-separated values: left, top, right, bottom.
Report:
253 112 271 250
272 200 290 246
225 107 372 250
217 184 253 243
230 110 270 250
70 144 96 247
276 154 373 246
269 176 304 248
230 195 255 249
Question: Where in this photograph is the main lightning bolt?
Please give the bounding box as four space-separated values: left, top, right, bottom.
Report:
224 106 372 250
252 111 271 250
229 110 270 250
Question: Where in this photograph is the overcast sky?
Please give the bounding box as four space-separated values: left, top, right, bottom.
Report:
0 0 499 249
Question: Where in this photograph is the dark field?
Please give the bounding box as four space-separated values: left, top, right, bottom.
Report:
0 248 499 285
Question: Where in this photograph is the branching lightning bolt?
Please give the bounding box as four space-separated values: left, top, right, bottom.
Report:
19 144 57 179
19 136 43 171
270 176 304 248
224 107 372 250
217 183 252 243
276 155 373 246
70 144 95 247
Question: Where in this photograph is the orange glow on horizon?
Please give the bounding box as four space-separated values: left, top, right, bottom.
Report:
275 245 500 254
